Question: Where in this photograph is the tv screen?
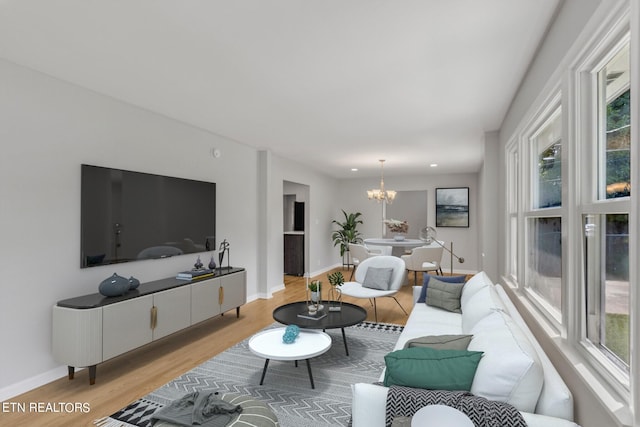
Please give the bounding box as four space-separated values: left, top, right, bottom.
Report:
81 164 216 268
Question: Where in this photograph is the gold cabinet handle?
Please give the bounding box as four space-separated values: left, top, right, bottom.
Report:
219 286 224 306
151 306 158 330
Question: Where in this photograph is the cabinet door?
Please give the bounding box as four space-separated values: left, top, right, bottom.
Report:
153 285 191 340
191 277 221 324
220 271 247 314
103 295 153 361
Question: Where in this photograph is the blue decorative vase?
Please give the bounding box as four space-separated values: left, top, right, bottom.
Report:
208 256 216 270
128 276 140 290
99 273 130 297
282 325 300 344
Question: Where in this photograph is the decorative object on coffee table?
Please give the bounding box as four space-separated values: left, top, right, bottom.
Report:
99 273 130 297
327 271 344 312
282 325 300 344
307 279 324 312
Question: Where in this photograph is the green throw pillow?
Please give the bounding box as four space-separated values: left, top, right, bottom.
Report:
383 347 483 391
425 277 465 313
403 334 473 351
362 267 394 290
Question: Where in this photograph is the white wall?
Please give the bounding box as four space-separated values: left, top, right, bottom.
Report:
0 58 260 395
334 173 480 274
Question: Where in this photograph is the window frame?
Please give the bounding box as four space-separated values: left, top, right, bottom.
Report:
572 27 632 396
521 92 565 327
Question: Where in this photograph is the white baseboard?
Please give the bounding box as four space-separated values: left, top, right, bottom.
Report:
0 365 68 401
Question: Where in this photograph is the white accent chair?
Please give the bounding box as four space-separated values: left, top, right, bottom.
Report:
340 255 408 322
400 242 444 285
348 243 382 280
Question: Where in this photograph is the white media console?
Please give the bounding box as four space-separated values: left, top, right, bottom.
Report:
52 268 246 384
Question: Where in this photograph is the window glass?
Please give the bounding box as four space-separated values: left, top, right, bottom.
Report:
526 217 562 311
584 214 629 367
533 109 562 208
600 44 630 200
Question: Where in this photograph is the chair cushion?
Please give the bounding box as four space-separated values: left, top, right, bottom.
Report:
425 278 465 313
362 267 394 290
383 347 483 391
403 334 473 351
417 274 466 303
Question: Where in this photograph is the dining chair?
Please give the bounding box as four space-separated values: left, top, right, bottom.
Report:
400 242 444 285
348 243 381 280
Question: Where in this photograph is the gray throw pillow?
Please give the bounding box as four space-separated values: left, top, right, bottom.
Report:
403 334 473 351
362 267 394 290
425 277 465 313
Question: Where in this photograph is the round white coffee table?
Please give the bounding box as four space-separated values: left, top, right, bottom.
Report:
248 327 331 389
411 405 473 426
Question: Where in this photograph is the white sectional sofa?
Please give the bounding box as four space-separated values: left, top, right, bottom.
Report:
351 271 579 427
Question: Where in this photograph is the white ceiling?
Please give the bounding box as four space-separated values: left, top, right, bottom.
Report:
0 0 560 178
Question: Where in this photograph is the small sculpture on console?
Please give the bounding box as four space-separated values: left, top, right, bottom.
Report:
208 255 216 270
218 239 230 270
194 256 204 270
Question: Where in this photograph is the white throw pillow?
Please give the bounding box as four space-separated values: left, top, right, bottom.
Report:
467 311 544 413
461 285 505 333
460 271 492 308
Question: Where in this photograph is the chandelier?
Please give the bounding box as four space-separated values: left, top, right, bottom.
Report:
367 159 396 203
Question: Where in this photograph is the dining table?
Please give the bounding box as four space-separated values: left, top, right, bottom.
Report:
364 238 427 256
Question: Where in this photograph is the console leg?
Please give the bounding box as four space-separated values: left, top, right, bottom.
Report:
236 307 240 318
68 366 75 380
89 365 97 385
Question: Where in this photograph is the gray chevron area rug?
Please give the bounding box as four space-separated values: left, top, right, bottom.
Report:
94 321 403 427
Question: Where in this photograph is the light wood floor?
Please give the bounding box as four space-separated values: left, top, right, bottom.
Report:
3 267 422 426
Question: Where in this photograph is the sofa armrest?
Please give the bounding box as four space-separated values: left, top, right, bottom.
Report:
351 383 388 427
521 412 580 427
351 383 579 427
412 286 422 304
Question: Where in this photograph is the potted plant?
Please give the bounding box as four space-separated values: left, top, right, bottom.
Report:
331 210 363 266
328 271 344 288
308 280 322 302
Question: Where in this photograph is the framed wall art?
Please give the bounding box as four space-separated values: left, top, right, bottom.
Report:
435 187 469 227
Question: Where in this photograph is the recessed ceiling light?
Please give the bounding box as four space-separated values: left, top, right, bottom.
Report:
430 163 438 168
351 168 358 172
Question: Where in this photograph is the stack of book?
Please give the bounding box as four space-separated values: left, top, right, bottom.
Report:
297 309 327 321
176 269 215 280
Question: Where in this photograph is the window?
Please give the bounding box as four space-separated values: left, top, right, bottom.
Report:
583 39 631 371
522 102 563 318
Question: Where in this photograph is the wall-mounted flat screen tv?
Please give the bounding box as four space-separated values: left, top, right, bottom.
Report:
81 164 216 268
